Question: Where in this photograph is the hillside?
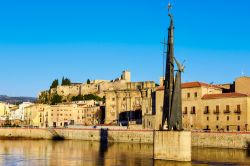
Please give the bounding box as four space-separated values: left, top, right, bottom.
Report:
0 95 36 104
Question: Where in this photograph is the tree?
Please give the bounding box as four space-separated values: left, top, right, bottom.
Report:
71 94 102 102
87 79 91 84
50 79 59 89
61 77 71 86
51 93 63 105
71 95 84 101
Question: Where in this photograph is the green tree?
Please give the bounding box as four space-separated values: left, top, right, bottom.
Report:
51 93 63 105
50 79 59 89
87 79 91 84
61 77 71 86
71 95 84 101
71 94 102 102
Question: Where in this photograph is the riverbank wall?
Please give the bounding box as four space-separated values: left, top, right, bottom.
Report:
0 128 250 149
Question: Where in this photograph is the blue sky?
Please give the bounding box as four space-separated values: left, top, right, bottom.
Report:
0 0 250 97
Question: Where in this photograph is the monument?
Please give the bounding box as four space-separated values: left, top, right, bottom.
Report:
154 2 192 162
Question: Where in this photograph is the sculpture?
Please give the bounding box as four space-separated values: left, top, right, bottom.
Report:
162 3 184 131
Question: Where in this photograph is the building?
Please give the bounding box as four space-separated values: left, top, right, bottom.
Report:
39 71 131 102
24 104 51 127
0 102 10 120
105 81 155 125
145 77 250 132
24 102 101 128
10 102 34 121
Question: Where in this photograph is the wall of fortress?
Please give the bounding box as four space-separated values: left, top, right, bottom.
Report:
0 128 250 149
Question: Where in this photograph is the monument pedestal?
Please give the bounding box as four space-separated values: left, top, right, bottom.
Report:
154 131 191 162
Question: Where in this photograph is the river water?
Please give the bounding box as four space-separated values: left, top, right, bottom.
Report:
0 140 249 166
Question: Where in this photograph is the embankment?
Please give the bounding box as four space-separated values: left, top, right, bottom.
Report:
0 128 250 149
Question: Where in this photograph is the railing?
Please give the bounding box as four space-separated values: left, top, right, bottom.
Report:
214 110 220 115
204 110 210 114
190 111 196 115
234 110 241 114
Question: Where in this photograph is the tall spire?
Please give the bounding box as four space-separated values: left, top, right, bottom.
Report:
162 2 175 129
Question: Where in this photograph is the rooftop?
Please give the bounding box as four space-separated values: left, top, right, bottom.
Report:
156 82 222 91
202 93 248 100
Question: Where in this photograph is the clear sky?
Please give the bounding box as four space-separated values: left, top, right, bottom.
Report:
0 0 250 97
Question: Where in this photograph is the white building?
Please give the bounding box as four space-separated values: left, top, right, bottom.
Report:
10 102 34 121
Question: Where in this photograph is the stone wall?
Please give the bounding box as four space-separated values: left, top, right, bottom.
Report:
0 128 153 144
1 129 250 149
192 131 250 149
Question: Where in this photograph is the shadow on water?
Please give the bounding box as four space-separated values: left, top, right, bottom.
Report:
98 129 109 166
52 135 65 141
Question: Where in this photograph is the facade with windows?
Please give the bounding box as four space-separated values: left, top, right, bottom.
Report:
104 81 155 125
148 81 250 132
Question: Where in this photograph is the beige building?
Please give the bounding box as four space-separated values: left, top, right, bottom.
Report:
0 102 9 119
145 78 250 132
105 81 155 125
24 102 101 128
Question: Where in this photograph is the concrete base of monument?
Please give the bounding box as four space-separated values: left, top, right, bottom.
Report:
153 131 191 162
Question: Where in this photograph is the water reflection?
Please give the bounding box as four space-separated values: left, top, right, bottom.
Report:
0 140 249 166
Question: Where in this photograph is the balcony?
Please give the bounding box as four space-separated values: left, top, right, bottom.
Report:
214 110 220 115
190 111 196 115
234 110 241 114
224 110 231 114
204 110 210 114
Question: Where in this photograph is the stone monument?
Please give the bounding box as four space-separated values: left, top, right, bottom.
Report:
154 2 191 162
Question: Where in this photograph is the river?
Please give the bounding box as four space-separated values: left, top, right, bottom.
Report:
0 140 249 166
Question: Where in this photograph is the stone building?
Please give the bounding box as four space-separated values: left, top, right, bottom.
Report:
39 71 131 102
104 81 155 125
145 78 250 132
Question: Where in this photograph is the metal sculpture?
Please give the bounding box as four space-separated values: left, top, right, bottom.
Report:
162 3 184 131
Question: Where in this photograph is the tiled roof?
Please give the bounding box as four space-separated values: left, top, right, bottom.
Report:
156 82 222 91
202 93 248 100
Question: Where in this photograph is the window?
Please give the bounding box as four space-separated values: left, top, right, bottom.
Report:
237 105 241 112
216 125 219 129
227 116 230 121
206 125 209 130
217 116 219 121
238 116 241 121
187 93 190 98
204 106 209 114
216 105 220 112
227 126 229 131
207 117 209 121
191 106 196 114
226 105 230 111
194 92 198 98
238 126 240 131
183 107 188 114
